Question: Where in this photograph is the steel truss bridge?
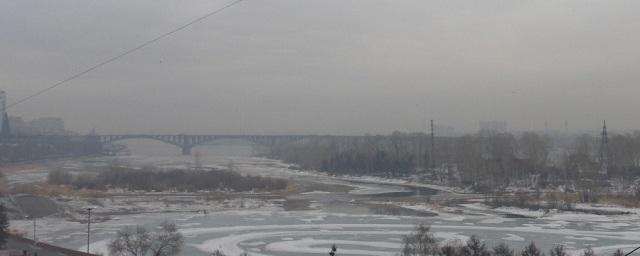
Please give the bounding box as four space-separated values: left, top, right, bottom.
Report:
98 134 312 155
1 133 408 155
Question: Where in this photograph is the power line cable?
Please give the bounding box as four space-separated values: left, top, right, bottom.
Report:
626 247 640 256
8 0 244 109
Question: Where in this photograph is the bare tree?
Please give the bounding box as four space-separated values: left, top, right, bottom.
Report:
612 249 624 256
583 246 595 256
519 132 551 170
210 250 226 256
462 236 490 256
550 245 568 256
149 222 184 256
521 242 542 256
493 243 515 256
440 240 463 256
0 204 9 249
109 226 152 256
109 222 183 256
329 244 337 256
401 224 439 256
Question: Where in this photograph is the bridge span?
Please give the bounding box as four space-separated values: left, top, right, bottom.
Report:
1 133 368 155
99 134 313 155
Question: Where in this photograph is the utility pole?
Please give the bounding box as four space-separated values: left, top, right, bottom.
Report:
86 207 93 254
430 120 435 169
599 121 609 177
33 217 36 242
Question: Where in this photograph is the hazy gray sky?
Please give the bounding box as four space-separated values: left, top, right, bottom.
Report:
2 0 639 135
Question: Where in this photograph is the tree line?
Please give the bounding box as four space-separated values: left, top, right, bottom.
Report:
400 224 625 256
48 166 288 192
109 221 184 256
0 204 8 249
265 130 640 193
104 222 630 256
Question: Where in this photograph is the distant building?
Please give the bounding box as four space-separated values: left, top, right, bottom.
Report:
9 115 69 135
8 116 28 134
479 120 508 133
30 117 65 135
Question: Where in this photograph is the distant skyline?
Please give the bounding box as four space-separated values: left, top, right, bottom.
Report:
2 110 618 136
2 0 640 135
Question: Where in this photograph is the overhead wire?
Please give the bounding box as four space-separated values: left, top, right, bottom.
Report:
8 0 245 109
626 247 640 256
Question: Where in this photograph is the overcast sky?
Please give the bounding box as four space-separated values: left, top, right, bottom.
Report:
2 0 639 135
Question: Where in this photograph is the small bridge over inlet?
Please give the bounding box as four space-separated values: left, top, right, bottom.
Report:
98 134 310 155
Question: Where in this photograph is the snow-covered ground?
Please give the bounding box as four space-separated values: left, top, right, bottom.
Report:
5 168 49 186
37 207 640 256
5 143 640 256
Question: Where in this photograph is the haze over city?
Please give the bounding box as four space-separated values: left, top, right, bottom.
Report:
2 0 640 135
5 1 640 256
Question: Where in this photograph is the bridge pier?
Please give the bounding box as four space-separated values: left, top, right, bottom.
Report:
181 146 192 155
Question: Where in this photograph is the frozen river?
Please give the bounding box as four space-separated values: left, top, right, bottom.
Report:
9 141 640 256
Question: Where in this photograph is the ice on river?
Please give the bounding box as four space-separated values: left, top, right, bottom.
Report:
8 145 640 256
55 208 640 256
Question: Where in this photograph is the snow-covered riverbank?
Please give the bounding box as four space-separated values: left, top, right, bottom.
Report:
4 144 640 256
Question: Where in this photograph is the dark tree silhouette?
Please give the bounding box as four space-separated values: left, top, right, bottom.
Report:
550 245 568 256
612 249 624 256
109 222 183 256
493 243 515 256
440 240 464 256
583 246 595 256
521 242 542 256
463 236 490 256
401 224 439 256
330 244 337 256
0 204 8 248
